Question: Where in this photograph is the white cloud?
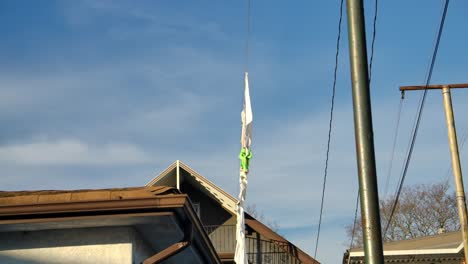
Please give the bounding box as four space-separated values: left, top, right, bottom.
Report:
60 0 229 43
0 139 152 166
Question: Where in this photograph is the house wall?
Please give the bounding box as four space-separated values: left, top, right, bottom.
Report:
0 226 153 264
131 228 154 264
180 180 232 226
181 180 236 254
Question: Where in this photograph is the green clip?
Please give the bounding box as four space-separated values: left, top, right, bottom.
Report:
239 148 253 171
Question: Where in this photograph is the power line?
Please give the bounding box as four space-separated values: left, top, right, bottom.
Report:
346 192 360 264
314 0 344 258
381 0 447 200
368 0 378 84
377 0 404 198
384 0 450 237
445 127 468 181
383 98 404 197
244 0 251 72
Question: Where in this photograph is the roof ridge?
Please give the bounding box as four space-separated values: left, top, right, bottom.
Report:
178 161 238 203
146 161 177 186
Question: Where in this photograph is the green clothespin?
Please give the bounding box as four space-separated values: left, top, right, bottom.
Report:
239 147 253 171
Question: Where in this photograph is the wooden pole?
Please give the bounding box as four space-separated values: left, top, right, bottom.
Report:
400 83 468 263
441 86 468 263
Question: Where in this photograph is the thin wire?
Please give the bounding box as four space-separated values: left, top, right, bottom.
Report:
368 0 378 84
383 98 404 197
346 192 360 264
244 0 251 73
384 0 450 236
445 128 468 181
347 0 379 252
314 0 344 258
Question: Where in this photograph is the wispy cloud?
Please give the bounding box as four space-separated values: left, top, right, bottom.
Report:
0 139 152 166
59 0 229 43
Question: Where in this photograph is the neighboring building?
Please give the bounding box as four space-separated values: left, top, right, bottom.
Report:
0 160 319 264
147 161 319 264
0 186 221 264
344 231 464 264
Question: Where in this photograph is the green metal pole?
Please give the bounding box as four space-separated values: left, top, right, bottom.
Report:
346 0 384 263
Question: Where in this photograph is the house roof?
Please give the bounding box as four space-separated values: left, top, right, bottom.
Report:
0 186 177 204
245 218 320 264
348 231 463 258
0 186 221 264
147 161 238 214
146 160 320 264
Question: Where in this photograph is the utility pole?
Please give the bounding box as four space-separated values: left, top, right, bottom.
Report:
400 83 468 264
346 0 384 263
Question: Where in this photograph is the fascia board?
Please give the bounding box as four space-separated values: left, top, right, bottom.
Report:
349 244 464 257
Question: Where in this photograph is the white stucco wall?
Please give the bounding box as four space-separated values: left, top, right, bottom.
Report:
0 226 153 264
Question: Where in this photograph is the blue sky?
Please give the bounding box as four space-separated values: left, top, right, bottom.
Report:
2 0 468 263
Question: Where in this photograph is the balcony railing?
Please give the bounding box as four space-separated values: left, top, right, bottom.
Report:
204 224 237 253
204 225 302 264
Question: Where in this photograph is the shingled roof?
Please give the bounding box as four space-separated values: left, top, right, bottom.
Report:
345 231 464 264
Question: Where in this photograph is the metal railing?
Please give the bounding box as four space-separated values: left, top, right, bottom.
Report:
204 224 237 253
246 237 302 264
204 225 302 264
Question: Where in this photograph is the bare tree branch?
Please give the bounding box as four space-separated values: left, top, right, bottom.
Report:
346 180 459 247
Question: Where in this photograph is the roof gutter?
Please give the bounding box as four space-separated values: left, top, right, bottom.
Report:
0 195 186 218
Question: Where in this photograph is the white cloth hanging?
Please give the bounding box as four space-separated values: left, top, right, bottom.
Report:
235 72 253 264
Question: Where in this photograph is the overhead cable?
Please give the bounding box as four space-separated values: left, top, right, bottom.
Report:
244 0 251 72
314 0 344 258
368 0 378 84
445 128 468 181
383 0 450 237
383 98 404 197
346 192 360 264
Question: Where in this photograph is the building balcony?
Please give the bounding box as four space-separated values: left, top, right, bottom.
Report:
204 225 302 264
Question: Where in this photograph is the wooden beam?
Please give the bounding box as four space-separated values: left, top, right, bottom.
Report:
400 83 468 91
143 241 189 264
